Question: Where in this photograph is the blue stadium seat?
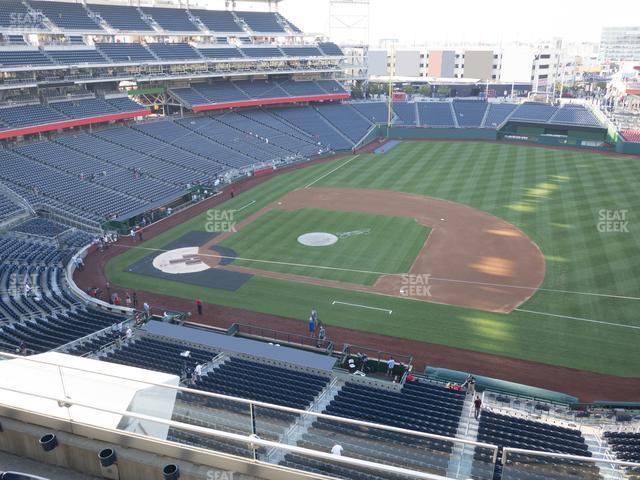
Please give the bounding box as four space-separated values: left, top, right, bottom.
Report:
87 3 153 31
140 6 199 32
95 43 156 63
234 11 285 33
29 1 102 31
189 9 243 33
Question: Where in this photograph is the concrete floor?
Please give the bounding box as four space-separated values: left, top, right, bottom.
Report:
0 451 101 480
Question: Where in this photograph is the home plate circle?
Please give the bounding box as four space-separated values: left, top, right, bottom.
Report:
153 247 209 274
297 232 338 247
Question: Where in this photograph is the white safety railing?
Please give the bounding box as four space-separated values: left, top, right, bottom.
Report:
502 447 640 480
0 350 498 479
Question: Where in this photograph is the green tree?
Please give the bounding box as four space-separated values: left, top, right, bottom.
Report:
403 85 415 95
419 85 430 97
351 84 364 99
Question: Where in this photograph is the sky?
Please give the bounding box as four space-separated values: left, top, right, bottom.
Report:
277 0 640 46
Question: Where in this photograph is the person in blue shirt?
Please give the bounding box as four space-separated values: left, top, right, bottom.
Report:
308 315 316 337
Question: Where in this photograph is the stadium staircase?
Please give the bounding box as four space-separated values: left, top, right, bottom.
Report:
267 376 345 465
446 393 482 479
450 102 460 128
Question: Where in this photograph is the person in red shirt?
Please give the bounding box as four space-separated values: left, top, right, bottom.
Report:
474 396 483 419
196 298 203 315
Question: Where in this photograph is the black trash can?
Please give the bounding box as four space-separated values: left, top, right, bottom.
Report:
39 433 57 452
162 464 180 480
98 448 117 467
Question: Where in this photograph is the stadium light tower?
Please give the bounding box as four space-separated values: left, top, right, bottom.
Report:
328 0 370 45
329 0 370 83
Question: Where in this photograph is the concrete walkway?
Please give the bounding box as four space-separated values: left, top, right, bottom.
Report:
0 451 101 480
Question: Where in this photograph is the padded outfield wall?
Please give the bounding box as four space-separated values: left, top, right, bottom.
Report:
380 126 498 140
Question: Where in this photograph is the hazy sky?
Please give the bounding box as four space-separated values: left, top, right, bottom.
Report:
277 0 640 46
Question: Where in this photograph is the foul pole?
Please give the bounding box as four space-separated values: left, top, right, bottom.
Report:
387 45 395 133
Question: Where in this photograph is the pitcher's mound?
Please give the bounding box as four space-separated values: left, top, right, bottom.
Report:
297 232 338 247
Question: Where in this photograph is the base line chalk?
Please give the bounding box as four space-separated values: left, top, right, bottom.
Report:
332 301 392 314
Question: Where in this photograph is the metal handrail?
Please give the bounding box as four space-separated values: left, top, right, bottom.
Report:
0 350 498 453
0 383 450 479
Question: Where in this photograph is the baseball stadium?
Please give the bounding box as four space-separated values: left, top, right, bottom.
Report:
0 1 639 479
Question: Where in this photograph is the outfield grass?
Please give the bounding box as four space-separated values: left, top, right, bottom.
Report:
219 208 429 285
107 142 640 377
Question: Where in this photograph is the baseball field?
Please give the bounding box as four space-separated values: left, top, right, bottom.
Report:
105 140 640 378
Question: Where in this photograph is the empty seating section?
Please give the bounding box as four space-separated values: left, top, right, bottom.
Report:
277 80 326 97
0 234 127 353
147 43 202 61
393 103 417 125
474 410 598 480
44 48 108 64
235 11 285 32
0 1 45 29
12 218 69 237
171 88 210 108
106 97 146 113
278 13 301 33
102 336 215 375
417 102 455 127
474 410 600 480
315 103 372 143
96 43 155 63
549 105 602 127
29 1 102 31
605 431 640 462
452 100 488 127
0 308 123 354
0 104 66 128
280 46 323 57
87 4 153 31
318 42 344 56
621 130 640 143
189 9 243 33
196 47 242 59
483 103 517 128
214 111 313 157
272 106 353 150
50 98 119 118
0 191 22 221
350 102 389 124
233 80 288 99
283 380 464 478
176 116 287 164
316 80 348 94
195 357 329 409
0 98 146 132
192 82 247 104
510 102 558 123
0 49 52 67
0 148 146 220
134 119 251 169
235 109 321 157
140 6 199 32
239 47 283 58
90 127 213 185
478 411 590 456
